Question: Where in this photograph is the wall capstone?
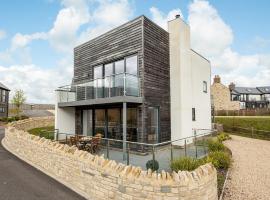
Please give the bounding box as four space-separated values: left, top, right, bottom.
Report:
2 118 218 200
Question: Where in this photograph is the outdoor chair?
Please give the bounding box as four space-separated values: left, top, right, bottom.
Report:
85 134 102 154
70 135 85 150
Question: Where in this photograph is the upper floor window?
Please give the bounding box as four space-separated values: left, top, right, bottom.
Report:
126 55 138 75
104 63 113 77
203 81 207 93
94 65 103 79
115 60 124 74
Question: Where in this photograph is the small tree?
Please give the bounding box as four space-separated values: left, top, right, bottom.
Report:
12 90 26 116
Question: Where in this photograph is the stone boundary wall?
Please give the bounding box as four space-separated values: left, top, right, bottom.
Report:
2 119 218 200
8 116 54 131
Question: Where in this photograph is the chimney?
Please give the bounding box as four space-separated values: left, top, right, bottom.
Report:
229 82 235 91
213 75 221 83
175 14 181 19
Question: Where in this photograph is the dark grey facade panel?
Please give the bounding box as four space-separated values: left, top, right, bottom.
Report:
0 88 9 118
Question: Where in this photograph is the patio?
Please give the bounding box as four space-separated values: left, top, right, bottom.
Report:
56 130 216 172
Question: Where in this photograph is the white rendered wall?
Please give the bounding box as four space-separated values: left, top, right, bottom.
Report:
191 51 212 135
55 91 75 140
168 18 193 144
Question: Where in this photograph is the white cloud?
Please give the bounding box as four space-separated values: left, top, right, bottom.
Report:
11 32 47 50
150 0 270 87
48 0 90 52
0 64 73 103
188 0 233 57
77 0 133 45
150 7 183 30
0 30 6 40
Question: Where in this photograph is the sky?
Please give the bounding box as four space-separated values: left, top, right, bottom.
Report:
0 0 269 103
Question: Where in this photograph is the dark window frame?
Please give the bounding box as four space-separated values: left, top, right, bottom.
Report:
203 81 207 93
192 108 196 121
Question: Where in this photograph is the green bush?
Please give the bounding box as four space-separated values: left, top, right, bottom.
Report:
217 132 231 142
170 157 206 172
207 151 231 170
207 139 225 152
146 160 159 171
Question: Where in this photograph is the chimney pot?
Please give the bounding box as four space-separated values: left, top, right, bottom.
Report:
229 82 235 91
213 75 221 83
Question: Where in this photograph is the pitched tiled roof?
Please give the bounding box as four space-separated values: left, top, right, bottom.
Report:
257 86 270 94
0 82 10 91
233 87 261 95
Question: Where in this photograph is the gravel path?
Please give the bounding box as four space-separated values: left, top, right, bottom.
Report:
223 135 270 200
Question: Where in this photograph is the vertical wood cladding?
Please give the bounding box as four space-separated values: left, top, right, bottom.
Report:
74 17 144 84
73 16 170 142
143 17 171 142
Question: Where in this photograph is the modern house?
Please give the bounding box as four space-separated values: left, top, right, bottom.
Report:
0 82 10 118
55 15 211 145
229 83 270 109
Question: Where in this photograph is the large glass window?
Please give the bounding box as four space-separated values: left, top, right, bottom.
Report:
126 55 138 75
94 109 105 136
94 65 103 79
104 63 113 77
115 60 124 74
148 107 159 143
127 108 137 141
107 109 121 139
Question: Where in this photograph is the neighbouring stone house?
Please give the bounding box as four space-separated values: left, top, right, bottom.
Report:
211 75 240 111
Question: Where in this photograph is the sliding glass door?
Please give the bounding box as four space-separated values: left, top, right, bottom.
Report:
81 107 138 141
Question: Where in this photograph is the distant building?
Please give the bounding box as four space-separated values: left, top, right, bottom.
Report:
211 75 240 111
211 75 270 110
0 82 10 118
229 84 270 109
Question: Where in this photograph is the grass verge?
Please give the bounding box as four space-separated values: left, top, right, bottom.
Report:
28 126 55 140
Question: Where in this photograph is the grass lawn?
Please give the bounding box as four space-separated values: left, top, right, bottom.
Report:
215 116 270 131
28 126 55 140
215 117 270 140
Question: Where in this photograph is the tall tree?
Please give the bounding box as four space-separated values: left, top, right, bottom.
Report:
12 90 26 116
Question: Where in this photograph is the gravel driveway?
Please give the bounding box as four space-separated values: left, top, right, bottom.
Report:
223 135 270 200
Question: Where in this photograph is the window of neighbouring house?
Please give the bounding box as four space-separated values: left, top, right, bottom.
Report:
2 90 6 103
0 107 4 113
192 108 196 121
125 55 138 75
203 81 207 93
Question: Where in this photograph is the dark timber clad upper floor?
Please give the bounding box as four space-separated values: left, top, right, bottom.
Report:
72 15 170 142
0 82 10 118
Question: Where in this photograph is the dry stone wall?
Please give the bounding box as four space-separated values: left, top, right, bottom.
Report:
2 118 218 200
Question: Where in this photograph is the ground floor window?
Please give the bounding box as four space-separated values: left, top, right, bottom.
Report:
81 107 138 142
147 107 160 143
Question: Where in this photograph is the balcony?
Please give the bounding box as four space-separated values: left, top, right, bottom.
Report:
57 73 142 106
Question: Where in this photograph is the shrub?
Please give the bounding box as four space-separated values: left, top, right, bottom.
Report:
217 132 231 142
146 160 159 171
207 151 231 170
207 139 225 152
170 157 206 172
